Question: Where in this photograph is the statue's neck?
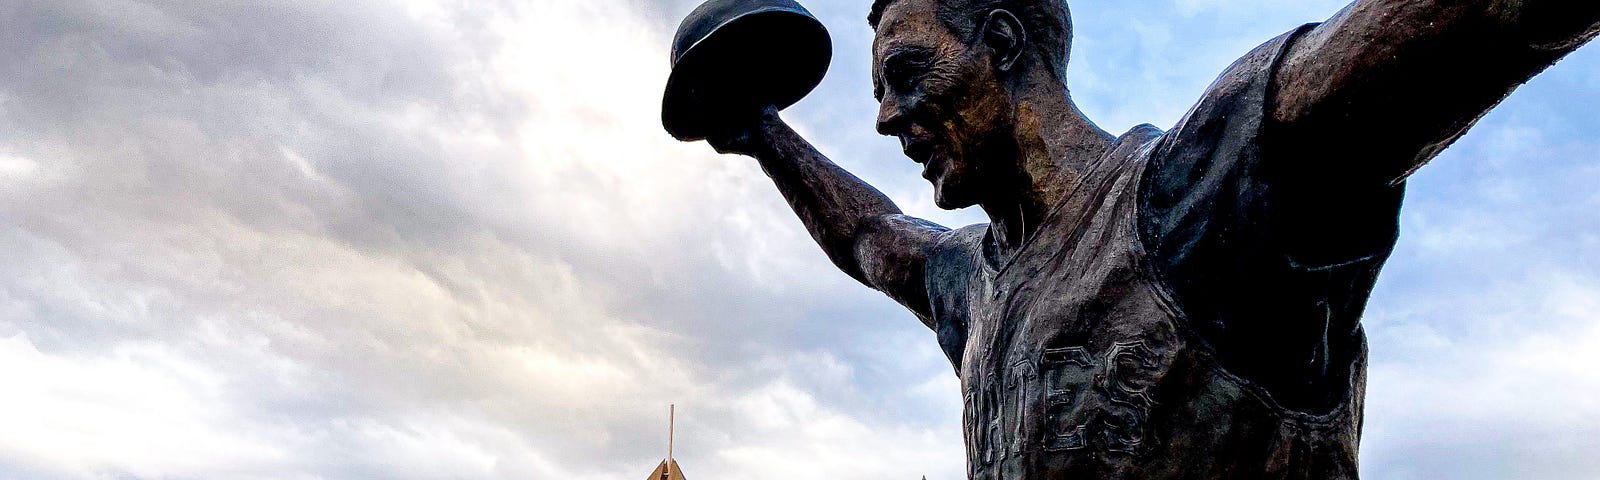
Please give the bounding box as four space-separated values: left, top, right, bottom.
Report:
981 89 1114 258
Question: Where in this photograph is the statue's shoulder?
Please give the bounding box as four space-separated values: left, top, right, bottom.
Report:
925 224 987 282
929 223 986 257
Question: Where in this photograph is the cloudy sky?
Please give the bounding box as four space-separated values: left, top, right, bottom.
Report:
1 0 1597 478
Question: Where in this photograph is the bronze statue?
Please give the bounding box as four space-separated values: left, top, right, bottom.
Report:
663 0 1600 477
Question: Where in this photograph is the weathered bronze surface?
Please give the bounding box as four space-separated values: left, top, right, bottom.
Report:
663 0 1600 478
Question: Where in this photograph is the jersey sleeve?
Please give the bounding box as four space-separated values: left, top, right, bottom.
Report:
922 224 988 374
1137 24 1404 409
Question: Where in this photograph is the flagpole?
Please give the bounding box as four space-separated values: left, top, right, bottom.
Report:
668 404 675 466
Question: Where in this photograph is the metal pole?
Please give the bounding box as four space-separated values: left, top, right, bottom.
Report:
668 404 675 465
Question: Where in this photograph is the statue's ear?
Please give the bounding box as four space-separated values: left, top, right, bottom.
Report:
981 9 1026 72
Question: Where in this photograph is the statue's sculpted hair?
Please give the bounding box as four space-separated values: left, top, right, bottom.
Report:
868 0 1072 76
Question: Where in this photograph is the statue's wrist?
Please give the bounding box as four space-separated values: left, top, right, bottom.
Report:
750 108 792 155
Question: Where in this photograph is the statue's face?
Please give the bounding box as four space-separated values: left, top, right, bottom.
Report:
872 0 1015 210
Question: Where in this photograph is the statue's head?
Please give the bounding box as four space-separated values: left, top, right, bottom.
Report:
869 0 1072 209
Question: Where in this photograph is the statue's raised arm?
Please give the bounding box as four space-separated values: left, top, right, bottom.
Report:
1272 0 1600 185
661 0 949 323
711 107 950 323
1140 0 1600 412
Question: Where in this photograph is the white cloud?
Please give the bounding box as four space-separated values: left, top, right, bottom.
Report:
1363 275 1600 479
0 0 958 478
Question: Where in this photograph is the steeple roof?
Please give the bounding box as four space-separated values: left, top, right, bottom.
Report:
645 458 687 480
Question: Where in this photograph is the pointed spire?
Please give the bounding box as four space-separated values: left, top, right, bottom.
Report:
647 405 687 480
646 458 687 480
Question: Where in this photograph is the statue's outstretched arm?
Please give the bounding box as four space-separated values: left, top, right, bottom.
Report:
710 107 948 324
1272 0 1600 186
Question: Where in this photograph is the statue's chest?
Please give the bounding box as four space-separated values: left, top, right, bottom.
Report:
953 216 1183 476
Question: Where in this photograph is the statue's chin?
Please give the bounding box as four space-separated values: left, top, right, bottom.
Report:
933 187 976 211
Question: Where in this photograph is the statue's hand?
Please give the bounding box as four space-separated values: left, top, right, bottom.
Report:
706 105 781 157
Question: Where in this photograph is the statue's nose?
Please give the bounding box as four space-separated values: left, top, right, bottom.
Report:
876 95 907 136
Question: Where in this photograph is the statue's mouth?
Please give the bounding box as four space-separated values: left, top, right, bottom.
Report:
903 138 936 165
